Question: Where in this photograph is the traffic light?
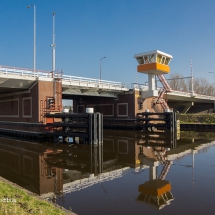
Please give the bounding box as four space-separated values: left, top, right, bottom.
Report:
47 97 55 109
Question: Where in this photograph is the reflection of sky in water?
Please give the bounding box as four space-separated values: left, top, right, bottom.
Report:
60 144 215 215
0 131 215 215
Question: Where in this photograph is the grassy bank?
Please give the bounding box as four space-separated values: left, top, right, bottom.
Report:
178 114 215 124
180 131 215 139
0 178 72 215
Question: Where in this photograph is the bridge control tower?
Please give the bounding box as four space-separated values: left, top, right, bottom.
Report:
134 50 173 98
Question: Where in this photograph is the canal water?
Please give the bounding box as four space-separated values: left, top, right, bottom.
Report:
0 130 215 215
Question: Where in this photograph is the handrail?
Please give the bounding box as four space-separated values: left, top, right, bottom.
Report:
0 65 128 90
171 90 215 100
62 75 127 89
0 65 51 76
63 167 130 193
62 74 122 85
0 65 215 98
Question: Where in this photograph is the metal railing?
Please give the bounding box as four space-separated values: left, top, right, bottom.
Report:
0 65 129 91
62 74 128 90
63 167 130 193
170 90 215 100
1 65 215 99
0 65 52 78
132 82 215 100
131 83 148 90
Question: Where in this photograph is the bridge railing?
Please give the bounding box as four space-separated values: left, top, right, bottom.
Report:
1 65 215 97
63 167 130 193
0 65 129 90
62 74 128 90
131 83 215 100
0 65 52 78
170 90 192 96
171 90 215 100
131 83 148 90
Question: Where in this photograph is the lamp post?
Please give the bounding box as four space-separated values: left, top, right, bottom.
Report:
100 56 106 80
190 56 194 95
51 12 56 75
27 4 36 71
51 12 56 100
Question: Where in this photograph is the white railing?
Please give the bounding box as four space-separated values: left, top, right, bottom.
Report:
1 65 215 98
0 65 129 91
132 84 215 100
62 74 128 90
171 90 215 100
0 65 52 78
131 83 148 90
170 90 191 96
63 167 130 193
167 141 215 161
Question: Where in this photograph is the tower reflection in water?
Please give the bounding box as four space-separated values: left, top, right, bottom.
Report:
135 130 176 209
2 130 209 210
136 145 174 209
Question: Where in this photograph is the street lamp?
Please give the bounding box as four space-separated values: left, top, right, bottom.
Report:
100 56 106 80
51 12 56 74
51 12 56 100
27 4 36 71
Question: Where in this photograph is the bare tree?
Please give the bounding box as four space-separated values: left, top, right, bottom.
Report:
193 77 215 95
167 73 215 96
168 73 188 91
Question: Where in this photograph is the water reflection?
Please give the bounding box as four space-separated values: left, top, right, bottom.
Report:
0 138 64 196
0 131 214 213
136 145 174 209
0 131 174 194
136 179 174 209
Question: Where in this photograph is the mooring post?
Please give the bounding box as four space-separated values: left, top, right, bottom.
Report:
88 114 93 144
100 142 103 173
98 142 103 174
98 113 103 144
86 108 94 144
93 113 98 145
93 144 98 174
89 144 93 174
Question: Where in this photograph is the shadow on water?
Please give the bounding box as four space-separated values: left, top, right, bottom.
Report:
0 130 215 213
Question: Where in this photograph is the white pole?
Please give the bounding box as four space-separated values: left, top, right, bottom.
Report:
190 55 194 94
51 12 56 101
52 12 56 73
34 5 36 71
100 56 106 80
27 5 36 71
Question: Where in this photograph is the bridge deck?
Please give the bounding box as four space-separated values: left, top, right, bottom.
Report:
0 65 129 92
0 65 215 101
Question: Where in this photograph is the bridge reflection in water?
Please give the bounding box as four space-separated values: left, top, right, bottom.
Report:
0 131 214 210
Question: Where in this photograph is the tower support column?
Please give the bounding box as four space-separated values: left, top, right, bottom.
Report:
148 74 156 91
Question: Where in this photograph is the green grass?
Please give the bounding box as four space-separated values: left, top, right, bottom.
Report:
0 180 67 215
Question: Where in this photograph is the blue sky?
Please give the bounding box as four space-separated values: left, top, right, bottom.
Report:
0 0 215 85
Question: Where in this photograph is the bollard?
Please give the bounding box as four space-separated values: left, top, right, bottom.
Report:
62 108 69 113
86 108 94 113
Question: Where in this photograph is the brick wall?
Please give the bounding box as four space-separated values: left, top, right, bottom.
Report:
73 91 135 118
0 82 38 122
0 79 62 124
